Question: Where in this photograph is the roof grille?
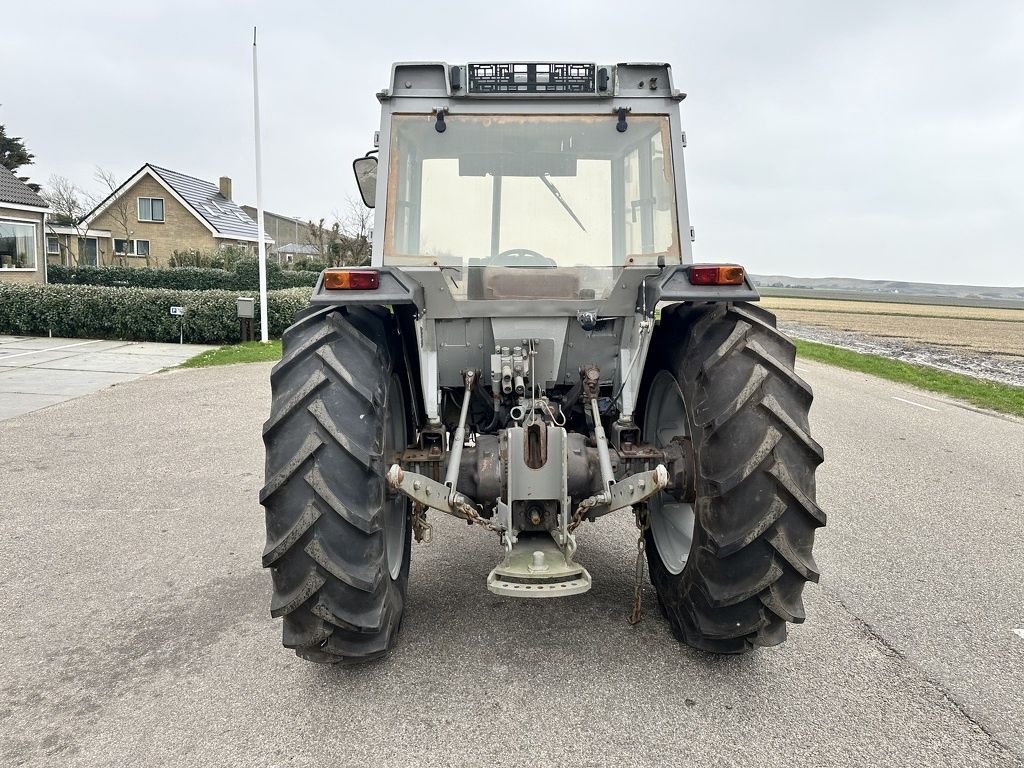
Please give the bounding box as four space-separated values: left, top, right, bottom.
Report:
467 63 595 94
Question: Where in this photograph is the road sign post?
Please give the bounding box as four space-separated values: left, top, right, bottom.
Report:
170 306 186 344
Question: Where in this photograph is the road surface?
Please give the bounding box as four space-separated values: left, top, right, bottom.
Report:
1 360 1021 767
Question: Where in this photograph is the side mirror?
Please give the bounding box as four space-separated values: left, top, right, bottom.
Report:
352 154 378 208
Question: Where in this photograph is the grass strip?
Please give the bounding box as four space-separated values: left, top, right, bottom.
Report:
795 339 1024 418
180 340 282 368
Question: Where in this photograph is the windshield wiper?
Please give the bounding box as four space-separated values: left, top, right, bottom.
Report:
439 265 462 289
538 175 587 232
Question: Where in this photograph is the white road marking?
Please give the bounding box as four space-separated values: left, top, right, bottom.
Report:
917 392 952 405
892 396 939 412
1013 628 1024 641
0 339 106 361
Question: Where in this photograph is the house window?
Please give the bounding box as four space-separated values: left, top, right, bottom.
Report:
134 239 150 257
138 197 165 222
0 220 37 270
46 235 60 255
114 238 134 255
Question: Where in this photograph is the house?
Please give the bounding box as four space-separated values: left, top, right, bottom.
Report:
53 164 272 267
0 164 49 284
271 242 321 265
240 206 317 265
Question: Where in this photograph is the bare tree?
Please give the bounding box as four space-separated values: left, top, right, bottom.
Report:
94 167 146 266
337 195 373 266
305 217 342 266
304 198 373 268
40 175 90 266
304 217 326 261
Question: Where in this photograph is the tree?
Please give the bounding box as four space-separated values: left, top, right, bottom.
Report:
338 195 372 266
95 167 145 266
0 123 34 172
305 217 342 266
305 197 373 268
40 175 91 266
41 175 87 226
0 120 40 191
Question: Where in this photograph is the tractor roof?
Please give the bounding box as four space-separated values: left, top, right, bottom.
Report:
379 62 684 101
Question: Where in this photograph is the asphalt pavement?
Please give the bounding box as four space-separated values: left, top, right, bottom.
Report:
1 359 1022 767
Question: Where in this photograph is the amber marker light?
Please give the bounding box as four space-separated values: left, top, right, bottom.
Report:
688 264 746 286
323 269 380 290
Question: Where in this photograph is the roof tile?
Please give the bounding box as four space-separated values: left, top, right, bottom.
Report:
0 165 48 209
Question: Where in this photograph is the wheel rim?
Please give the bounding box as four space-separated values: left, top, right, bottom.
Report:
644 370 695 576
383 374 408 579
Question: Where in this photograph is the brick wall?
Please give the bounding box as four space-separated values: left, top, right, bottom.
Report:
90 174 220 267
241 206 312 246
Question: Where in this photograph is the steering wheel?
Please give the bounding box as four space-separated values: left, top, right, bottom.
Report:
484 248 557 267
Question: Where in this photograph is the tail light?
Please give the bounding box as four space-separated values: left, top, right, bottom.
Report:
688 264 746 286
323 269 379 290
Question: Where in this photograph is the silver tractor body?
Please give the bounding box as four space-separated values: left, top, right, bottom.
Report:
261 61 823 663
315 62 758 594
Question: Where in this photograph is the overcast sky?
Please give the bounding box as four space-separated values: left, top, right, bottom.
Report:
3 0 1022 285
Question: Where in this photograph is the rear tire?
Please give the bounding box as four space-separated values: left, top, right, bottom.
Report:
260 306 411 663
640 302 825 653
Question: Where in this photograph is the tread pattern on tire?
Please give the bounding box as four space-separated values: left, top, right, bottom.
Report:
260 306 409 663
645 301 825 653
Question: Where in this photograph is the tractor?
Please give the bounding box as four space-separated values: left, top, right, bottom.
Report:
260 62 825 663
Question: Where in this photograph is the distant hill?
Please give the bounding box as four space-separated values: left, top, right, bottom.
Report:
751 274 1024 302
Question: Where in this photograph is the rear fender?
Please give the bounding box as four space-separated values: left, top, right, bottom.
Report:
308 267 424 310
642 265 759 309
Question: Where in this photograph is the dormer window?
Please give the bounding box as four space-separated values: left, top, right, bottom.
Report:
138 197 165 222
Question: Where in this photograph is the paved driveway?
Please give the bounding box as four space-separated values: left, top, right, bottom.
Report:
0 335 213 420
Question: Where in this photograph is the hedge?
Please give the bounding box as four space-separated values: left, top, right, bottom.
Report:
0 283 313 344
47 258 320 292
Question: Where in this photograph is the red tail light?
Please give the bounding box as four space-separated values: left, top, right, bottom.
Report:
323 269 379 290
688 264 746 286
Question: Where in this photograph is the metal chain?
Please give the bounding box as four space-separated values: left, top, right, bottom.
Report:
568 494 603 533
628 509 650 626
455 498 504 533
411 503 433 544
568 504 588 533
411 498 501 540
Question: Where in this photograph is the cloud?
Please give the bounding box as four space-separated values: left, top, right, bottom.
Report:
3 0 1021 284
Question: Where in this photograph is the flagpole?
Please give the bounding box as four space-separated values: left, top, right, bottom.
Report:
252 26 269 343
